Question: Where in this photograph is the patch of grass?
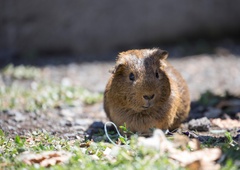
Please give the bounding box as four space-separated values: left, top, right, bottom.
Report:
0 83 102 113
0 64 103 111
2 64 41 80
0 82 103 111
0 130 179 170
1 129 239 169
221 144 240 169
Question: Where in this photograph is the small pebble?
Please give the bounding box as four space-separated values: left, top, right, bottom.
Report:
14 111 26 122
188 117 211 132
90 121 104 129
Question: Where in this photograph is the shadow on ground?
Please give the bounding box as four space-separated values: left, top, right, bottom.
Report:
86 91 240 145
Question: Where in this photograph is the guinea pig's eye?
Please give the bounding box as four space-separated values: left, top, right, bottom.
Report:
155 71 159 79
129 73 135 81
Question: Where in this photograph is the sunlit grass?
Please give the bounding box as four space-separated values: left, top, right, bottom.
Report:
2 64 41 80
0 64 103 111
0 130 178 170
0 83 103 111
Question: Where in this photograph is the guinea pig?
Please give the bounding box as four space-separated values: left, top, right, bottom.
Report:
104 48 190 134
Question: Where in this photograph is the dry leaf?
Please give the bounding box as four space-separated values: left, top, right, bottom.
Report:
138 129 175 154
188 139 201 151
17 151 72 167
186 160 201 170
211 118 240 129
137 129 222 170
80 141 91 148
172 134 190 150
169 148 221 170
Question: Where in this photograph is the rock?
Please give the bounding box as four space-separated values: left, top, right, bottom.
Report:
85 121 105 140
188 117 211 132
14 111 26 122
89 121 104 129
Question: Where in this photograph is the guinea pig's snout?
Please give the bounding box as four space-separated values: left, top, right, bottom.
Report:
142 94 155 109
143 94 155 101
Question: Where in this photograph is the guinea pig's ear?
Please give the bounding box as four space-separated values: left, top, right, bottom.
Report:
109 63 124 74
109 55 125 74
154 49 168 60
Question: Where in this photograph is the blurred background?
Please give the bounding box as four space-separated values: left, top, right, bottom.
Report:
0 0 240 99
1 0 240 64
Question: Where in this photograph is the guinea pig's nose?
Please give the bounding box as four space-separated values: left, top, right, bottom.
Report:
143 94 155 100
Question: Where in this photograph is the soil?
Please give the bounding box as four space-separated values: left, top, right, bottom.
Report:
0 53 240 143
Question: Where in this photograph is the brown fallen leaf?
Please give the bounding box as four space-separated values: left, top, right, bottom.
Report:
172 134 189 150
17 151 72 167
138 129 222 170
172 134 200 151
211 118 240 129
185 160 201 170
188 139 201 151
169 148 221 170
80 141 91 148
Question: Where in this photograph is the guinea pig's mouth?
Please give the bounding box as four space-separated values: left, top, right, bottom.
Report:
142 106 150 110
142 104 153 109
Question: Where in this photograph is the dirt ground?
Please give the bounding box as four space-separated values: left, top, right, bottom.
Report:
0 53 240 142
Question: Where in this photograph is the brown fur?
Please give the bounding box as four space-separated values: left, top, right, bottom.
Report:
104 48 190 134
